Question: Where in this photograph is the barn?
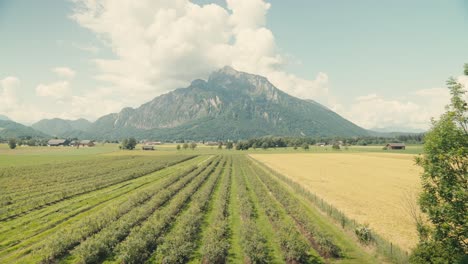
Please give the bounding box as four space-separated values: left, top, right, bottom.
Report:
48 139 67 146
142 145 155 151
385 143 406 150
79 140 95 147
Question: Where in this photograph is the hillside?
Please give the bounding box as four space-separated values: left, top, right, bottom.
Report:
87 67 369 140
32 118 92 137
0 120 49 139
0 115 10 121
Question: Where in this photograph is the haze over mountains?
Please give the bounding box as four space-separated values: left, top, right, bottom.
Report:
0 67 417 140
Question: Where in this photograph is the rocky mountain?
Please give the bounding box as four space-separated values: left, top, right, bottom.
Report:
87 67 369 140
32 118 92 137
0 120 49 139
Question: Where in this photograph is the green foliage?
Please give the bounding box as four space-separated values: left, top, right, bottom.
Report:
176 144 181 150
354 225 372 245
190 142 197 150
183 143 189 150
332 143 340 150
120 138 137 150
225 141 233 150
201 159 231 263
464 63 468 76
302 143 309 150
411 71 468 263
8 138 16 149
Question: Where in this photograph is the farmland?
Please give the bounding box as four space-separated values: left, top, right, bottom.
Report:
0 144 403 264
250 153 421 252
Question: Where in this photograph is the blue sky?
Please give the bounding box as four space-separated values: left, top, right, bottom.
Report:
0 0 467 130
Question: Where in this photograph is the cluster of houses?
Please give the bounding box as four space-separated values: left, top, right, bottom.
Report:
47 139 95 147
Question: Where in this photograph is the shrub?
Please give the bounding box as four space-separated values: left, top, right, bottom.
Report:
354 225 372 244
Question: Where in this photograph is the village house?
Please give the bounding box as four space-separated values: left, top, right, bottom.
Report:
385 143 406 150
79 140 95 147
142 145 155 151
48 139 67 146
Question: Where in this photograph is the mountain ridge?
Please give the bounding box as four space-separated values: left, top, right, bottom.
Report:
85 66 369 140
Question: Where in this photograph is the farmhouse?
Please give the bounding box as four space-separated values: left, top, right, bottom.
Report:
145 141 162 145
204 141 219 146
142 145 155 151
79 140 95 147
48 139 67 146
386 143 406 150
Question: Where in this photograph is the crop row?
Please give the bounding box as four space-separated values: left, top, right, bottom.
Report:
200 156 233 263
234 158 270 263
247 158 343 258
152 157 228 263
34 158 211 263
0 155 195 220
113 156 223 264
68 157 219 264
0 156 173 197
242 161 323 264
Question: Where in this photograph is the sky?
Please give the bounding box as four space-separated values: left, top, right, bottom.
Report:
0 0 467 130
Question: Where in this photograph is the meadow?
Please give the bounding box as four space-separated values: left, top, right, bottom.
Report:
0 143 423 263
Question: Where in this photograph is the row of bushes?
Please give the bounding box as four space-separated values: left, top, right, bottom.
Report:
235 158 270 263
248 159 342 258
71 161 211 263
0 155 195 220
201 156 233 263
38 161 202 263
154 157 227 263
113 157 222 264
242 163 322 264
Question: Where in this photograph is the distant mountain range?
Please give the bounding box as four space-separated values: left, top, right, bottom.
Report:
32 118 92 137
2 67 422 141
0 120 48 139
0 115 10 121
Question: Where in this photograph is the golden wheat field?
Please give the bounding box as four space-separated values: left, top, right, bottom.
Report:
250 152 422 251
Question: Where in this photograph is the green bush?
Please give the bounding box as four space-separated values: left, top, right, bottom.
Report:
354 225 372 244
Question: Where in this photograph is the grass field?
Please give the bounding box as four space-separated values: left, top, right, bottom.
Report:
1 144 402 263
250 152 422 252
0 144 424 263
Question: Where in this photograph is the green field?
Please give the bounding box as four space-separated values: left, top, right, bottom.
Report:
0 144 422 263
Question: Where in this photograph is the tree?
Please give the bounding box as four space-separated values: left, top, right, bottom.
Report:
261 142 268 150
121 138 137 150
332 143 340 150
410 68 468 264
226 142 233 150
218 142 223 150
190 142 197 150
127 138 137 150
302 143 309 150
176 144 181 150
182 143 189 150
8 138 16 149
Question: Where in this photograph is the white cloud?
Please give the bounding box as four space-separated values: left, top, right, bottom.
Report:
0 77 20 112
337 88 453 130
53 67 76 78
36 81 71 98
70 0 329 107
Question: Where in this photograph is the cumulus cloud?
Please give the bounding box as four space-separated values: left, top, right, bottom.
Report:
0 77 20 112
337 87 454 130
53 67 76 78
70 0 329 105
36 81 71 98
